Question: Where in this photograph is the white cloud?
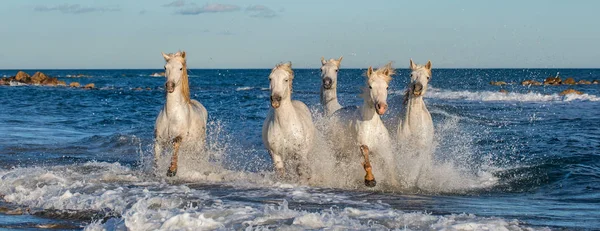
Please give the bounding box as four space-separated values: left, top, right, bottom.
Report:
177 3 240 15
34 4 119 14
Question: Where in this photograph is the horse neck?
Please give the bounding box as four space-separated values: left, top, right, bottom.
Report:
273 96 298 124
320 87 340 108
359 97 381 123
402 95 427 119
165 70 191 115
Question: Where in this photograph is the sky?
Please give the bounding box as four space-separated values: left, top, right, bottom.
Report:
0 0 598 69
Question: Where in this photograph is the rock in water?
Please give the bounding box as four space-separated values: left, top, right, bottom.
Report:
563 77 576 85
577 80 591 85
559 89 583 96
544 76 562 85
499 89 508 94
83 83 95 89
15 71 30 82
30 72 49 84
490 81 507 86
69 82 80 87
521 80 542 86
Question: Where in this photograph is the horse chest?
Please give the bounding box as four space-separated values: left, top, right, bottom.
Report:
356 120 388 147
267 122 305 152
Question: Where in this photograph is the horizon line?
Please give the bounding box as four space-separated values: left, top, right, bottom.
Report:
2 67 600 71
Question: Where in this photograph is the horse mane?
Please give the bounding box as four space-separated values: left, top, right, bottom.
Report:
324 59 341 67
372 62 394 83
168 52 190 103
272 62 294 93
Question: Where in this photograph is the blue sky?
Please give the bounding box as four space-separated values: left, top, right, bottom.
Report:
0 0 598 69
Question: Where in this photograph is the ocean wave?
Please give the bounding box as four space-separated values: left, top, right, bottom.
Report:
423 88 600 102
235 86 254 91
0 162 543 230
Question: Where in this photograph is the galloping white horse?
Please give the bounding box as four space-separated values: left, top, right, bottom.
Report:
397 59 434 186
154 51 208 177
332 63 396 187
320 56 344 116
262 62 316 180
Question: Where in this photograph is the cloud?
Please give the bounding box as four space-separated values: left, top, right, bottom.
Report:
246 5 277 18
177 3 240 15
163 0 186 7
34 4 119 14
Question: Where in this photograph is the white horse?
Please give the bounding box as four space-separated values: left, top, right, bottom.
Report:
262 62 316 180
154 51 208 177
320 56 344 116
397 59 434 186
331 63 396 187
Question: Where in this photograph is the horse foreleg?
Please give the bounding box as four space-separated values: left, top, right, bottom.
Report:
360 145 376 187
153 140 162 172
167 136 182 177
271 151 285 178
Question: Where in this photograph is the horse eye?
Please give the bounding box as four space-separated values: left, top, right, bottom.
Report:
179 68 183 71
285 79 289 82
335 69 339 72
386 87 389 90
164 66 166 70
369 86 372 89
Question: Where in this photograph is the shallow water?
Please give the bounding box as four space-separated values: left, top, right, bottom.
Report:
0 68 598 230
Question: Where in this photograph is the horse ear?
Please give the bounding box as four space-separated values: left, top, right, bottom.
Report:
367 66 373 78
283 61 292 68
410 59 417 70
181 51 186 59
162 52 170 61
382 62 393 76
321 57 326 65
337 56 343 65
425 60 432 70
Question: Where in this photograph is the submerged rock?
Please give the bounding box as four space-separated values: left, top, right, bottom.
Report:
83 83 95 89
544 76 561 85
593 80 599 84
521 80 542 86
499 89 508 94
578 79 591 85
563 77 576 85
151 72 165 77
559 89 583 96
490 81 507 86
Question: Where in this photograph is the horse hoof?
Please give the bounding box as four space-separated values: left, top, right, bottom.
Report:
365 179 377 187
166 169 177 177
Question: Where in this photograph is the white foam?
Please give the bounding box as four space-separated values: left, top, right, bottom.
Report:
423 88 600 102
0 162 547 230
235 86 254 91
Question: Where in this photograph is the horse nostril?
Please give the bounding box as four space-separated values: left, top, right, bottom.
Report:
323 78 332 88
272 95 282 102
414 84 423 92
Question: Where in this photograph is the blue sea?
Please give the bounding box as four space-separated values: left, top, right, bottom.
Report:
0 68 598 230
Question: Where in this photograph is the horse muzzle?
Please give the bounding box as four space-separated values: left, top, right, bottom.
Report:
270 95 282 109
412 83 423 96
322 77 333 89
165 81 175 93
375 102 388 115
